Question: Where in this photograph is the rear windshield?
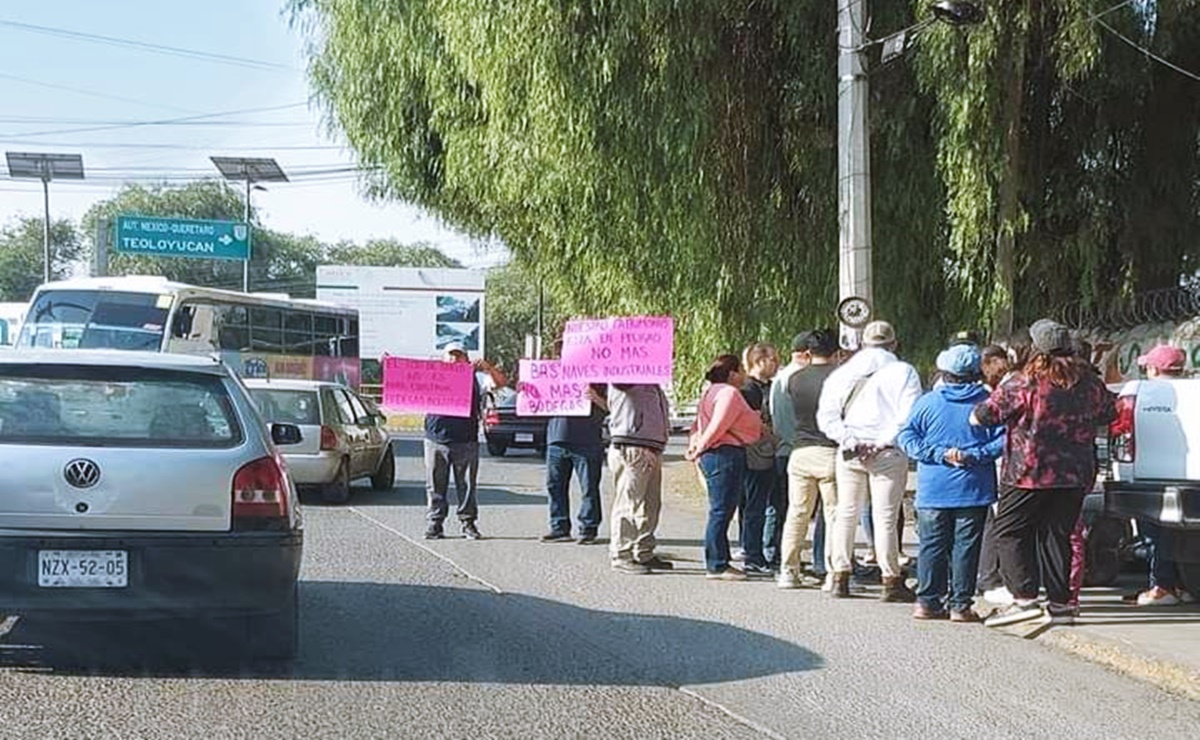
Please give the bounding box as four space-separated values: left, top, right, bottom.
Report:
18 289 168 352
249 389 321 426
0 366 242 448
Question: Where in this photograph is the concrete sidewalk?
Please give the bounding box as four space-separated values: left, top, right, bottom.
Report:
659 450 1200 701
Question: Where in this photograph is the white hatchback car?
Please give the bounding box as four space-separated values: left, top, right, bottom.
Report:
0 350 303 660
243 379 395 503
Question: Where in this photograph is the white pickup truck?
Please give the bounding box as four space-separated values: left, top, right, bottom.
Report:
1103 376 1200 593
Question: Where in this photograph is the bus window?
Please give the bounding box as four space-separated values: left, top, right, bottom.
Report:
218 304 250 351
250 307 282 352
314 314 339 357
283 311 313 354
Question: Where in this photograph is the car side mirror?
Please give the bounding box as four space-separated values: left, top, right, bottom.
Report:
271 422 302 446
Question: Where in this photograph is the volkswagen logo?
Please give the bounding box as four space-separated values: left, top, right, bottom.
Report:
63 459 101 489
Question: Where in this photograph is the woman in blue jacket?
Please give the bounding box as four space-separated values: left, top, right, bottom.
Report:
898 345 1004 622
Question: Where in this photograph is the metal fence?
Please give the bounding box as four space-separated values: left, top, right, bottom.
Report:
1057 286 1200 330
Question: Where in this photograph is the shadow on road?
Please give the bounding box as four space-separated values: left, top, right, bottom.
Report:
308 484 545 508
2 581 824 684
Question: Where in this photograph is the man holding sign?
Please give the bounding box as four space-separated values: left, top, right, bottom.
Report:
541 380 608 545
422 342 506 540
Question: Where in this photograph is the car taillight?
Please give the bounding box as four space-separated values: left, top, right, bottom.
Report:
232 456 289 528
320 425 338 451
1110 395 1136 463
485 409 500 427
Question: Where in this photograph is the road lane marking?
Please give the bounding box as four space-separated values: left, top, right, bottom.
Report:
347 507 504 594
678 687 785 740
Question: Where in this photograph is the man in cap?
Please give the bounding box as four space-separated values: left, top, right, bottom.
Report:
423 341 505 540
816 320 923 601
898 344 1004 621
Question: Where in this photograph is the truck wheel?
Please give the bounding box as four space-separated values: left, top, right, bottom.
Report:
1084 517 1126 587
1179 563 1200 597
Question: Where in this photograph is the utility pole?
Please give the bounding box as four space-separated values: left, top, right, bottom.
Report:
5 152 84 285
243 178 252 292
837 0 872 347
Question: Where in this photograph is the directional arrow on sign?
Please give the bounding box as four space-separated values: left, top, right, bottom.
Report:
218 234 233 245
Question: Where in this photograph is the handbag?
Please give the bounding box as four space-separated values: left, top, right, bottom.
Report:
743 397 779 471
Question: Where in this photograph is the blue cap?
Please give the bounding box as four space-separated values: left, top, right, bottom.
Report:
936 344 981 377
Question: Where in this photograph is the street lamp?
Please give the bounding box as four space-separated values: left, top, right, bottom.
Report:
210 156 288 292
836 1 984 346
5 151 84 285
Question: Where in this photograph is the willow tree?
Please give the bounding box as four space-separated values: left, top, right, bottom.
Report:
915 0 1200 335
291 0 959 386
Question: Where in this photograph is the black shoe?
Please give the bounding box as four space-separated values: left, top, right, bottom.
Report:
576 533 598 545
540 531 573 543
462 522 481 540
612 559 651 575
641 556 674 571
743 563 775 577
424 526 444 540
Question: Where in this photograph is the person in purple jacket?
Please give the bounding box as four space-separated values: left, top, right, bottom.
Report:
898 345 1004 621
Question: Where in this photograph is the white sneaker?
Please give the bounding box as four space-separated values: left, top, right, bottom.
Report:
777 569 801 590
1136 586 1180 607
821 573 834 593
731 548 745 563
984 601 1045 628
983 586 1014 606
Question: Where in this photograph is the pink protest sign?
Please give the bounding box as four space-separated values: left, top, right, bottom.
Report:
382 357 474 417
559 316 674 385
516 359 590 417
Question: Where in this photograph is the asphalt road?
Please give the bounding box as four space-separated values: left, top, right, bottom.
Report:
3 434 1200 739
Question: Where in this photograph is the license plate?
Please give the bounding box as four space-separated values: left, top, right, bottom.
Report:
515 433 534 443
38 550 128 588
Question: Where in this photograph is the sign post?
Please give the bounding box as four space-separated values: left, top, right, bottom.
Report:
114 215 251 262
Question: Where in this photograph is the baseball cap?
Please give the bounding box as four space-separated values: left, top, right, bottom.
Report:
1029 318 1072 355
791 331 815 352
936 344 981 378
442 341 468 356
1138 345 1186 372
861 320 896 348
948 330 982 347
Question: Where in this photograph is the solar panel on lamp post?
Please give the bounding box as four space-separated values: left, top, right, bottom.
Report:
5 152 84 285
210 156 288 293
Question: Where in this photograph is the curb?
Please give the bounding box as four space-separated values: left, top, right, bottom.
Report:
1039 626 1200 702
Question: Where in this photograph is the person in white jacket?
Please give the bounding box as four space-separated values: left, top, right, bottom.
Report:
816 321 923 601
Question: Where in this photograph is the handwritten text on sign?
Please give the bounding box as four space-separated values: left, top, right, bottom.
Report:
383 357 474 417
516 359 590 417
559 316 673 384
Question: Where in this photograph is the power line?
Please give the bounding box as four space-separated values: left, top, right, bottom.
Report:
1096 19 1200 84
0 101 310 138
0 140 343 151
0 72 197 114
0 19 295 72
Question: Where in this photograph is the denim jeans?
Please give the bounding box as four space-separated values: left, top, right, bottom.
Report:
1141 520 1179 590
546 443 603 537
699 445 747 573
763 455 789 564
740 467 773 567
424 439 480 524
916 506 988 612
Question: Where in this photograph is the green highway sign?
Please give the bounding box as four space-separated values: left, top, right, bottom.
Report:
114 215 251 261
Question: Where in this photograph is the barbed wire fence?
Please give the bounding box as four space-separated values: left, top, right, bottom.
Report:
1056 285 1200 330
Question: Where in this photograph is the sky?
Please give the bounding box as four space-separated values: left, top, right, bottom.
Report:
0 1 507 268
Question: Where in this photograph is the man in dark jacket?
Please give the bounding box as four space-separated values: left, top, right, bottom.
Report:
424 342 504 540
541 384 609 544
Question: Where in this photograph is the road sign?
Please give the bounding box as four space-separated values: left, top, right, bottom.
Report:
114 215 250 261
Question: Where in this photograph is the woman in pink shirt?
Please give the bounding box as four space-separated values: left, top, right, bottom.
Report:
686 354 763 580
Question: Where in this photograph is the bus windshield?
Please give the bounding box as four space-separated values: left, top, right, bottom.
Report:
18 290 168 352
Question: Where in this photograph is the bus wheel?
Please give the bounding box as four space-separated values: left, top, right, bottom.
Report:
323 460 351 504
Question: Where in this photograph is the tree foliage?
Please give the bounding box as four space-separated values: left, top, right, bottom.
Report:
0 217 82 301
327 238 464 268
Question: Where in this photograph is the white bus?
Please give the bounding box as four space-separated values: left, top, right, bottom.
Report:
16 276 361 387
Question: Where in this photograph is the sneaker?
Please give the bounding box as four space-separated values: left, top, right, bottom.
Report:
821 573 834 593
984 602 1044 628
1136 586 1180 607
743 563 775 577
1180 590 1197 604
424 525 444 540
641 556 674 571
611 559 651 575
950 608 982 623
912 603 948 620
983 586 1014 606
1046 604 1076 625
576 533 598 545
706 567 748 581
777 569 801 590
462 522 482 540
540 531 573 543
730 548 745 563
